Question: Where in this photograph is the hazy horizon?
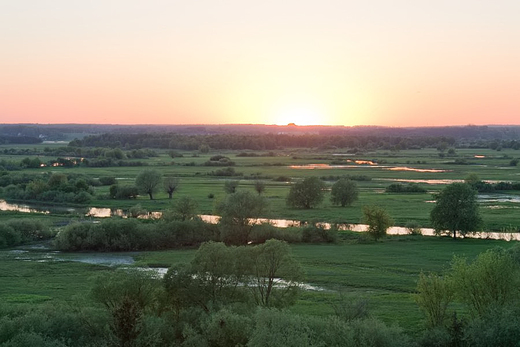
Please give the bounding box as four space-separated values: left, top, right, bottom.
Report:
2 1 519 127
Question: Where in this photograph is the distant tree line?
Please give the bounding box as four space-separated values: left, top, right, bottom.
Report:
70 133 460 151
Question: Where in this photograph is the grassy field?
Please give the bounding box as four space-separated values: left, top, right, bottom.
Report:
2 144 520 230
1 142 520 338
0 235 514 336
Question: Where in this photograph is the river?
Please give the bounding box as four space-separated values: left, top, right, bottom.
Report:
1 199 518 241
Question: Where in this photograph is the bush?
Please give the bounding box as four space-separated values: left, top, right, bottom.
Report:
115 185 139 199
0 224 21 248
249 224 302 244
405 220 422 235
5 219 51 242
99 176 117 185
385 183 427 193
363 206 393 241
301 224 338 243
54 219 219 251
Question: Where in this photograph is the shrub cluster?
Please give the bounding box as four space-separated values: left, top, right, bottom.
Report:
208 167 242 176
109 184 139 199
385 183 427 193
54 219 219 251
320 174 372 181
0 219 52 248
0 173 95 204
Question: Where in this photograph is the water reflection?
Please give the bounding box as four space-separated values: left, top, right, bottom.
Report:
289 164 449 172
384 167 449 173
1 200 518 241
377 178 463 185
0 200 50 214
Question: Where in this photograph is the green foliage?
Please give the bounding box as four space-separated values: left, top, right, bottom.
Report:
54 219 218 251
135 169 162 200
202 309 252 347
254 180 266 195
430 183 481 239
416 273 454 328
99 176 117 186
464 173 480 186
0 304 106 347
331 293 370 322
216 190 268 245
330 178 359 207
91 271 159 347
248 309 318 347
0 219 51 248
385 183 426 193
190 241 249 306
286 177 326 209
249 224 302 244
301 224 338 243
167 196 198 221
0 172 94 204
223 179 239 194
249 310 411 347
110 185 139 199
363 206 393 241
463 308 520 347
449 249 520 317
163 176 179 199
128 204 147 218
405 220 422 235
0 224 20 248
247 239 304 307
164 240 302 313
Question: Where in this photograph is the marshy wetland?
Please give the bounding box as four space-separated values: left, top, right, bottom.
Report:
2 133 520 345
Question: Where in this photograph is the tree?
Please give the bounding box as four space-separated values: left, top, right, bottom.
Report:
172 196 198 221
163 176 180 199
363 206 393 241
430 183 481 239
91 272 158 347
330 178 358 207
224 180 239 194
135 169 162 200
449 249 519 317
254 180 266 195
416 272 454 328
464 173 480 186
216 190 268 245
286 177 325 209
246 239 303 307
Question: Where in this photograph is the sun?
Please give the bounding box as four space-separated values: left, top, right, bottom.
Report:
273 106 324 126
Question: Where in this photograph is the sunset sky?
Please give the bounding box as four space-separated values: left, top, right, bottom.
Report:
1 1 519 126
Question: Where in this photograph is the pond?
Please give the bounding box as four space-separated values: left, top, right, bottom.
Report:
5 244 136 266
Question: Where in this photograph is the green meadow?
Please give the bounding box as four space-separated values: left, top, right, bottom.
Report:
1 141 520 343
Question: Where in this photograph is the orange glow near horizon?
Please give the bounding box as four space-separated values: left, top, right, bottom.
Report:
1 1 519 126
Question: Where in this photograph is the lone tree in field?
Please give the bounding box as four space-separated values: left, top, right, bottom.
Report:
135 169 162 200
286 177 325 209
163 176 180 199
430 182 481 239
363 205 393 241
330 178 359 207
254 180 266 195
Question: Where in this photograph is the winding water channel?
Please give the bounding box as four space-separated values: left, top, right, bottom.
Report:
1 199 519 241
